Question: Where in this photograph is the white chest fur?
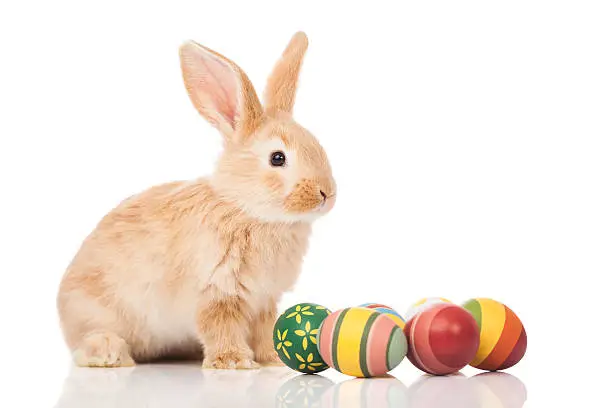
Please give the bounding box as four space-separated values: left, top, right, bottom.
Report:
131 221 311 350
203 222 312 309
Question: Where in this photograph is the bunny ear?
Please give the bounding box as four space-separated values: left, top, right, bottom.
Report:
180 41 263 142
264 32 309 115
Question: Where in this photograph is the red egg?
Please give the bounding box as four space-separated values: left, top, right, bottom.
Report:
404 303 480 375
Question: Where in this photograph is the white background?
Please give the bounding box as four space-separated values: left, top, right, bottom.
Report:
1 1 611 407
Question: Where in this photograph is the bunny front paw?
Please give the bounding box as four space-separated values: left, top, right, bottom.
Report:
203 350 260 370
73 331 135 368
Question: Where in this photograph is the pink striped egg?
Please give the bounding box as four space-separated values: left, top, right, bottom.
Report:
317 307 407 378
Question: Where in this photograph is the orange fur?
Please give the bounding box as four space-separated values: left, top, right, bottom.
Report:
264 32 309 115
284 179 322 212
57 32 335 369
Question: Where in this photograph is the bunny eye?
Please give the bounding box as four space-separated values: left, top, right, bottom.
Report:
270 151 286 167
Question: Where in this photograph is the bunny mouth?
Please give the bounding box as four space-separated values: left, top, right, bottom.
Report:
316 194 336 212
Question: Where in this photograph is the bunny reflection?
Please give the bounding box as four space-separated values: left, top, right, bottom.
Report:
54 363 293 408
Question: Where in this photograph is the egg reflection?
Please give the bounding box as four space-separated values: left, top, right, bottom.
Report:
320 376 409 407
470 372 528 408
315 372 526 408
275 374 334 408
406 372 527 408
54 362 526 408
406 373 479 407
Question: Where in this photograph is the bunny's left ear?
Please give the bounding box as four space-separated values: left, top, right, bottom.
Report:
263 32 309 115
180 41 263 142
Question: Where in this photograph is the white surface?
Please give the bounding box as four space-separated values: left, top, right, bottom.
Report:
1 0 611 407
54 363 527 408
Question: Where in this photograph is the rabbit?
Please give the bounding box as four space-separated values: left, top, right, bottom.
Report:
57 31 336 369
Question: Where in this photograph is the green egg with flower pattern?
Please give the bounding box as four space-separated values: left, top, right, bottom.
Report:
273 303 331 373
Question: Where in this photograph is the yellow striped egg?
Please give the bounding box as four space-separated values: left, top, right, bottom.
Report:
317 307 407 378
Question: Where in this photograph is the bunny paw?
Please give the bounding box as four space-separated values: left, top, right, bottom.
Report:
73 332 135 368
255 350 284 366
203 351 260 370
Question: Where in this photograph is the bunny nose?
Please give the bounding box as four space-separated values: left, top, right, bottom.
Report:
320 190 327 200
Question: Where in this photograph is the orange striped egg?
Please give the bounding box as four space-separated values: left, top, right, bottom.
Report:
359 303 405 327
462 299 527 371
317 307 407 378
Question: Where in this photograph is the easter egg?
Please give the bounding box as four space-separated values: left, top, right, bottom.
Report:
317 307 407 378
462 298 527 371
273 303 331 373
405 297 452 322
404 303 479 375
359 303 405 327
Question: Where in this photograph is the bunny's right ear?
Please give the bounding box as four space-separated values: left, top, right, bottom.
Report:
264 32 309 115
180 41 263 142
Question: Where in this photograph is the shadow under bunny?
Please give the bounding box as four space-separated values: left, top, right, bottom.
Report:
54 362 293 408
